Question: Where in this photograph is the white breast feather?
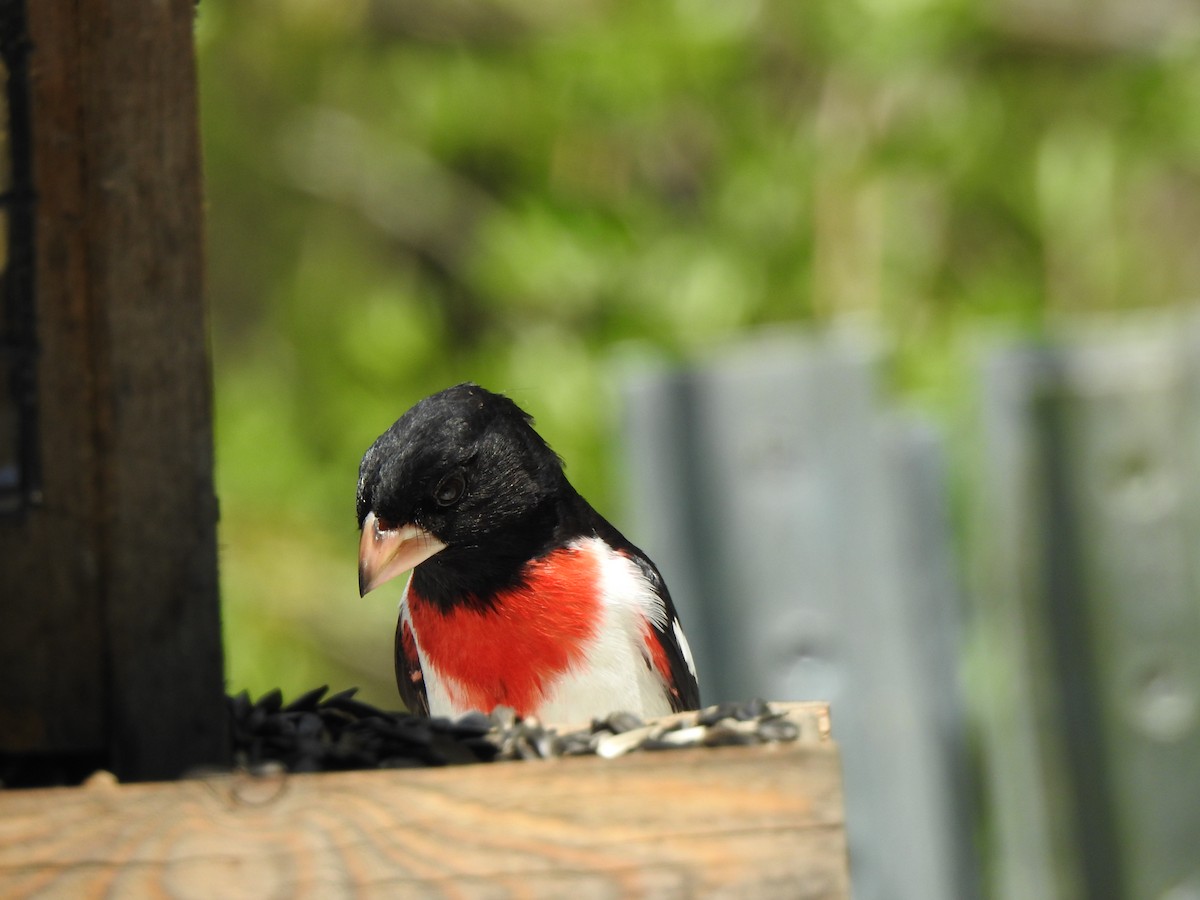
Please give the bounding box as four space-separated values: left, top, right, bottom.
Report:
533 538 674 723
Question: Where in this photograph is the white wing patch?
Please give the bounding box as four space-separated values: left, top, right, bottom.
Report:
673 618 697 680
595 540 669 632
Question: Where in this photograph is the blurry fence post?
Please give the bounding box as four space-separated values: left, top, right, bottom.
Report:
976 322 1200 900
620 331 978 900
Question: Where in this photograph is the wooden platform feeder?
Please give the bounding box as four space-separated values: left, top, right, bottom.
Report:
0 2 850 897
0 704 848 897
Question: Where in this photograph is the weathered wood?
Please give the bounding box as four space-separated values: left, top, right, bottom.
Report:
0 0 226 778
0 0 108 759
621 334 977 900
0 740 850 899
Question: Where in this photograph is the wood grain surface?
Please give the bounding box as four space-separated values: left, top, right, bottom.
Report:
0 740 848 898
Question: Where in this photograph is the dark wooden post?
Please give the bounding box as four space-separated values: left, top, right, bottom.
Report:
0 0 227 781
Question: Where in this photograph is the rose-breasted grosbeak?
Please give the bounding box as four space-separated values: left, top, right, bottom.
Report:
356 383 700 722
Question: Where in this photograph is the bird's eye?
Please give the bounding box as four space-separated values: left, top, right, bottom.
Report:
433 471 466 507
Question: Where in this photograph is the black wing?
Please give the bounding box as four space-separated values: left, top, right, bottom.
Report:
394 611 430 716
628 551 702 712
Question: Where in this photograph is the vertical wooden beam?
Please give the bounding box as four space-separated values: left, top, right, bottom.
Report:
0 0 227 780
76 0 227 782
0 0 106 765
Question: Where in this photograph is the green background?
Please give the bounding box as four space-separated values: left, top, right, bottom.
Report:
196 0 1200 707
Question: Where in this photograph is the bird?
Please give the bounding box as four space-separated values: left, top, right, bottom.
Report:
356 383 700 723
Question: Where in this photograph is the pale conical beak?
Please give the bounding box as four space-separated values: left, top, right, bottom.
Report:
358 512 447 596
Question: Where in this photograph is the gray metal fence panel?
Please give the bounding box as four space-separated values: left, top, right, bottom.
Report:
978 322 1200 900
621 331 977 900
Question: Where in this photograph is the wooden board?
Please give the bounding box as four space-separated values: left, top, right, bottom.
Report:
0 740 849 899
0 0 107 757
0 0 227 778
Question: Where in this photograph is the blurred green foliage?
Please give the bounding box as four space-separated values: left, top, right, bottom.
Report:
197 0 1200 705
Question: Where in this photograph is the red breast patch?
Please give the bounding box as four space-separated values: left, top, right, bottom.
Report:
407 545 602 717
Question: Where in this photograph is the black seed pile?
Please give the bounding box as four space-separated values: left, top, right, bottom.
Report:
229 686 497 772
231 687 803 773
0 692 806 789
